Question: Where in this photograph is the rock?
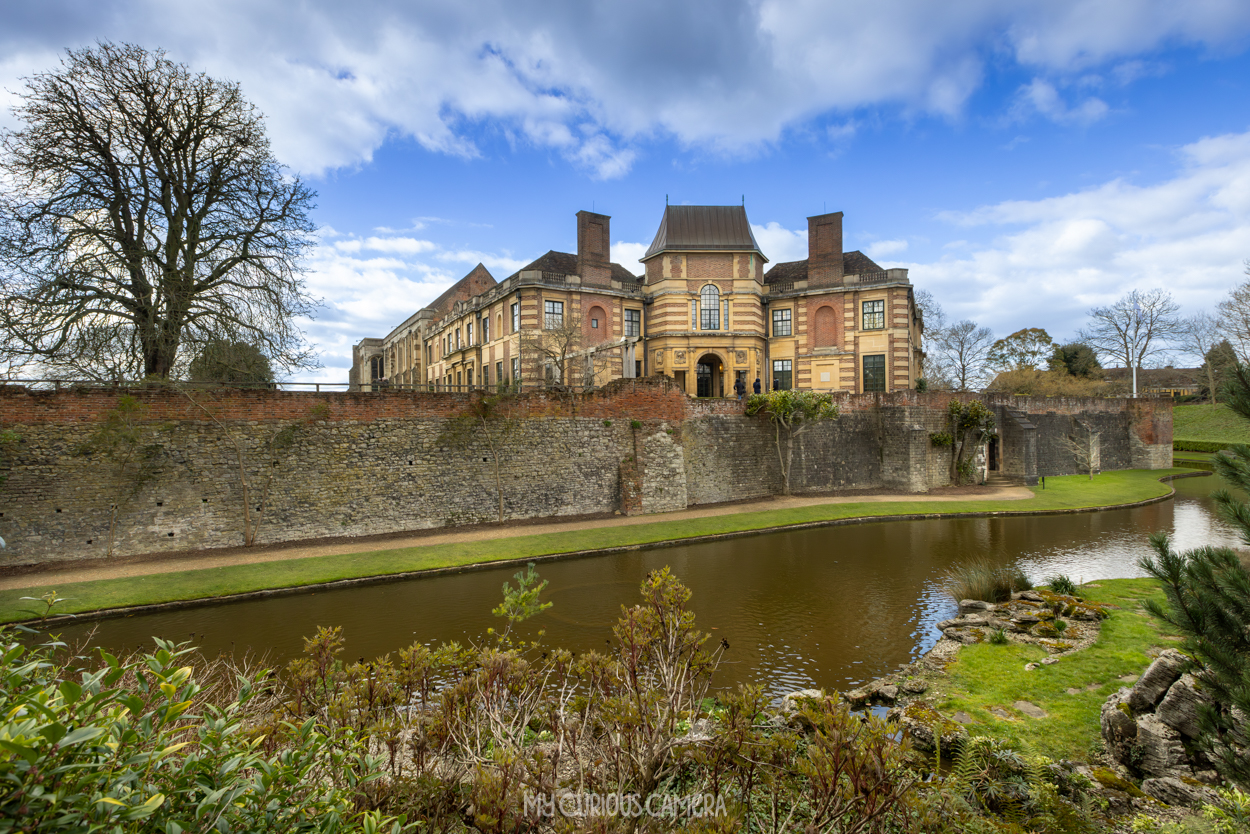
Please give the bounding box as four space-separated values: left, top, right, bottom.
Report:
1134 713 1191 778
843 688 870 708
944 628 984 645
876 684 899 704
1013 700 1047 718
683 718 715 743
779 689 827 730
1041 657 1059 665
1100 689 1138 762
1024 663 1039 671
1141 776 1219 808
952 711 973 725
1156 673 1204 739
894 701 968 753
959 599 996 613
1118 675 1139 683
901 678 928 695
990 706 1014 720
1018 591 1044 602
1127 650 1189 713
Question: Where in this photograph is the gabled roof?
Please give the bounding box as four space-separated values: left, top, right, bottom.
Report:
763 251 883 284
642 205 765 261
428 263 496 315
507 250 641 283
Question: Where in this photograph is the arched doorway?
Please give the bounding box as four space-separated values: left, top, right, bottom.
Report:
696 353 723 398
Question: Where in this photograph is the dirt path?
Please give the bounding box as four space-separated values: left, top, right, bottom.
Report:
0 485 1033 592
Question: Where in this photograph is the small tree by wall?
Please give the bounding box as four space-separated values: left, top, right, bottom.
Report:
746 390 838 495
184 389 327 546
440 392 518 524
75 395 166 556
947 400 996 485
1067 419 1100 480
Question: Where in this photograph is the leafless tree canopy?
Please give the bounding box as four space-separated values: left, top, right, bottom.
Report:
1078 288 1182 394
933 319 994 391
0 43 319 380
1179 311 1224 403
1219 265 1250 364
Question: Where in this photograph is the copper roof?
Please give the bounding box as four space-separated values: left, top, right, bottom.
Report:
642 205 765 261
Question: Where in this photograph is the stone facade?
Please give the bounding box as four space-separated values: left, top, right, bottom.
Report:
0 380 1171 566
352 204 923 398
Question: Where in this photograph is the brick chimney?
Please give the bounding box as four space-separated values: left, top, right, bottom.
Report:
577 210 612 286
806 211 844 286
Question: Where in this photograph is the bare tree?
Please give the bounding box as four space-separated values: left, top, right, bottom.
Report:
0 43 318 381
1079 288 1182 397
1179 311 1225 403
519 302 589 390
933 319 994 391
913 289 952 388
1067 419 1100 480
1218 265 1250 364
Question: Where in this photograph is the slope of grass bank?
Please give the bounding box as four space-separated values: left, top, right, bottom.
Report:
934 578 1178 761
1174 403 1250 447
0 468 1197 624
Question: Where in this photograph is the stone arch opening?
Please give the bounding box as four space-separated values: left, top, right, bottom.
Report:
696 352 725 398
587 304 608 343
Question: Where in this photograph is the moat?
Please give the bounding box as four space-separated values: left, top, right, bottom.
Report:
53 475 1234 697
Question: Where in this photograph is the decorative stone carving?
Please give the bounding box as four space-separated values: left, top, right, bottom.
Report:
674 350 686 363
654 350 664 366
735 350 747 363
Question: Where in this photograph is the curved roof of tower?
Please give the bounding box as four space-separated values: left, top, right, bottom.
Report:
642 205 766 261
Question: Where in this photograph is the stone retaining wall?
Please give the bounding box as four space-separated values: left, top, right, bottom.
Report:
0 380 1172 566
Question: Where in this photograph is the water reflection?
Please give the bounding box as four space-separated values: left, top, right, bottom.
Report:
52 474 1236 698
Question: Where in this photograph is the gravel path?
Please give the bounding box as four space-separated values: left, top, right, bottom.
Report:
0 485 1032 591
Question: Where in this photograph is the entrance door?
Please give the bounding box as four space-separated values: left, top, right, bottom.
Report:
696 354 722 397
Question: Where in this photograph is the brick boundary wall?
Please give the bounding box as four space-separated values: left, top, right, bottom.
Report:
0 379 1172 567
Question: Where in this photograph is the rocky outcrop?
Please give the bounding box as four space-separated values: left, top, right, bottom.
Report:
1099 650 1228 805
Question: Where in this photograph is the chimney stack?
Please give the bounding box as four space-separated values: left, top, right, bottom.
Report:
807 211 843 286
577 210 612 286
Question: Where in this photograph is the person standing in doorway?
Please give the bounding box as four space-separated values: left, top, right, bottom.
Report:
772 378 780 391
753 377 761 395
734 375 746 401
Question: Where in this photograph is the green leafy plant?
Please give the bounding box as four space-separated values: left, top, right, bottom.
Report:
989 627 1009 645
947 400 996 485
1047 574 1078 596
929 431 953 447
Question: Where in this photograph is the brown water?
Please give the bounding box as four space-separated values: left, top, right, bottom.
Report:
52 476 1237 698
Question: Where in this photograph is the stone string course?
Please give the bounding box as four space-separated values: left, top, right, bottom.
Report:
0 378 1171 566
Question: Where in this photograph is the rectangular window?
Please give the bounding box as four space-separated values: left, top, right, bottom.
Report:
772 359 792 391
512 357 520 383
691 299 698 330
590 317 599 329
482 316 489 342
772 308 792 337
496 361 503 386
466 367 473 389
863 355 886 392
511 302 519 333
700 300 719 330
544 300 563 329
624 308 641 337
862 300 885 330
466 322 473 346
455 329 461 350
723 300 729 331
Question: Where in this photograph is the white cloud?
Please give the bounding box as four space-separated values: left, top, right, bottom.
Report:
361 236 437 254
751 221 808 263
5 1 1249 176
611 240 649 267
435 250 529 274
908 128 1250 343
866 238 909 258
1010 78 1109 125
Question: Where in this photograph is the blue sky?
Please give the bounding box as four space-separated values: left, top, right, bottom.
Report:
4 0 1250 381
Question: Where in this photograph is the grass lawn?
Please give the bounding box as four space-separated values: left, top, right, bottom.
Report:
933 578 1178 762
0 468 1198 625
1174 403 1250 446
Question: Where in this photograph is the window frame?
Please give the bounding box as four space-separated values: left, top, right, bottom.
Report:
624 308 641 338
772 359 792 391
772 308 792 337
699 284 720 331
544 299 564 329
511 302 520 333
862 299 885 331
862 354 886 392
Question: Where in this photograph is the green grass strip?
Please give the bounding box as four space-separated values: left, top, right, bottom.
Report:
0 468 1197 624
935 578 1178 762
1174 403 1250 446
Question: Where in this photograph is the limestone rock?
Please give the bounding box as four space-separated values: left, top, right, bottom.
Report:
876 684 900 704
901 678 928 695
1013 700 1047 719
1018 591 1044 602
1156 673 1204 739
843 688 870 708
1127 650 1189 713
1134 713 1191 778
892 701 968 753
959 599 995 614
1140 776 1218 808
1100 688 1137 762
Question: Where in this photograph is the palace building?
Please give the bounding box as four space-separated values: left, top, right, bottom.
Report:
350 204 924 396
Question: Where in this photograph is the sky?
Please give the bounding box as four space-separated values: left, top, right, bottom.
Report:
4 0 1250 381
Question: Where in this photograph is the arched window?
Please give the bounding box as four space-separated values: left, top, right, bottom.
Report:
700 285 720 330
